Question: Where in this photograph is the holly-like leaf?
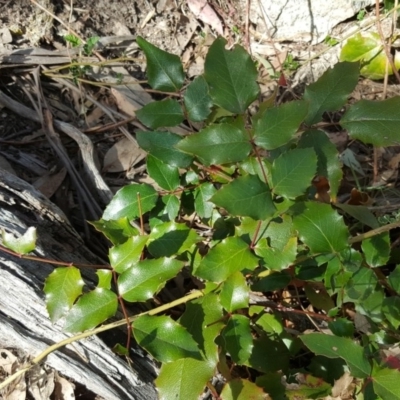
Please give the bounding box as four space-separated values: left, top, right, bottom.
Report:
147 222 200 257
176 123 251 166
362 232 390 268
255 236 297 271
44 267 84 322
220 378 270 400
136 99 184 129
147 154 180 190
118 258 184 302
156 358 215 400
373 367 400 400
220 271 249 312
298 130 343 200
195 236 259 283
389 266 400 293
137 36 184 92
252 272 291 292
270 148 317 198
64 288 118 332
184 75 213 122
194 183 217 219
132 315 201 362
293 202 348 254
109 235 149 273
90 217 139 245
382 297 400 329
304 61 359 125
204 37 259 114
162 194 180 220
211 175 276 220
256 313 283 335
96 269 112 290
300 333 371 378
136 131 193 168
220 315 253 364
102 183 158 221
2 226 36 254
253 100 308 150
341 97 400 147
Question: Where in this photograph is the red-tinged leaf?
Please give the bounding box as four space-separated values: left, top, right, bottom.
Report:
2 226 36 254
253 100 308 150
137 36 184 92
156 357 215 400
64 288 118 332
109 235 149 273
195 236 259 283
136 98 184 129
132 315 201 363
220 271 249 312
293 202 348 254
220 378 271 400
204 37 259 114
211 175 276 220
102 183 158 221
271 148 317 199
147 222 201 258
44 267 84 322
176 122 252 166
118 258 184 302
220 315 253 364
300 333 371 378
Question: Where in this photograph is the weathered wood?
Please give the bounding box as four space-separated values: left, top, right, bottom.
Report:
0 169 158 400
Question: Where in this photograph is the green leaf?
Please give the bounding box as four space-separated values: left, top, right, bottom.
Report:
270 148 317 198
304 61 359 125
341 97 400 147
64 288 118 332
293 202 348 254
156 357 215 400
335 204 379 229
372 367 400 400
176 123 251 166
184 75 213 122
362 232 390 268
389 266 400 293
211 175 276 220
136 99 184 129
285 375 331 399
304 283 335 313
132 315 201 362
118 258 184 302
146 154 180 190
109 235 149 273
255 237 297 271
220 379 269 400
382 297 400 329
253 100 308 150
298 130 343 200
147 222 200 257
102 183 158 220
136 131 193 168
90 217 139 245
2 226 36 254
194 183 217 219
252 271 291 292
220 271 249 312
161 194 180 220
300 333 371 378
256 313 283 335
195 236 259 283
220 315 253 364
180 293 224 363
137 36 184 92
96 269 112 290
204 37 259 113
44 267 84 322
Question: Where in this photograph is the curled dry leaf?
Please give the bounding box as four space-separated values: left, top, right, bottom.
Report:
187 0 223 35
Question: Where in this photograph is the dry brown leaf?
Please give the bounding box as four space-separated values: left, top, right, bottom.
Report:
331 372 354 399
54 373 75 400
187 0 223 35
33 168 67 199
103 137 146 173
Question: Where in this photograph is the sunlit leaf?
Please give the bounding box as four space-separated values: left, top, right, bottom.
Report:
220 378 270 400
362 232 390 268
147 154 180 190
373 367 400 400
184 75 213 122
90 217 139 245
2 227 36 254
220 271 249 312
96 269 112 290
194 183 217 219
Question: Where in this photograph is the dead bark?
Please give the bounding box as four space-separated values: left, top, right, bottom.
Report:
0 168 158 400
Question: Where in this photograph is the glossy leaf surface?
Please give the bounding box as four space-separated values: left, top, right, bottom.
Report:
220 271 249 312
147 154 180 190
220 379 270 400
137 36 184 92
90 217 139 245
194 183 217 219
136 99 184 129
118 258 184 302
132 315 201 362
184 75 213 122
2 226 36 254
362 232 390 268
204 37 259 113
